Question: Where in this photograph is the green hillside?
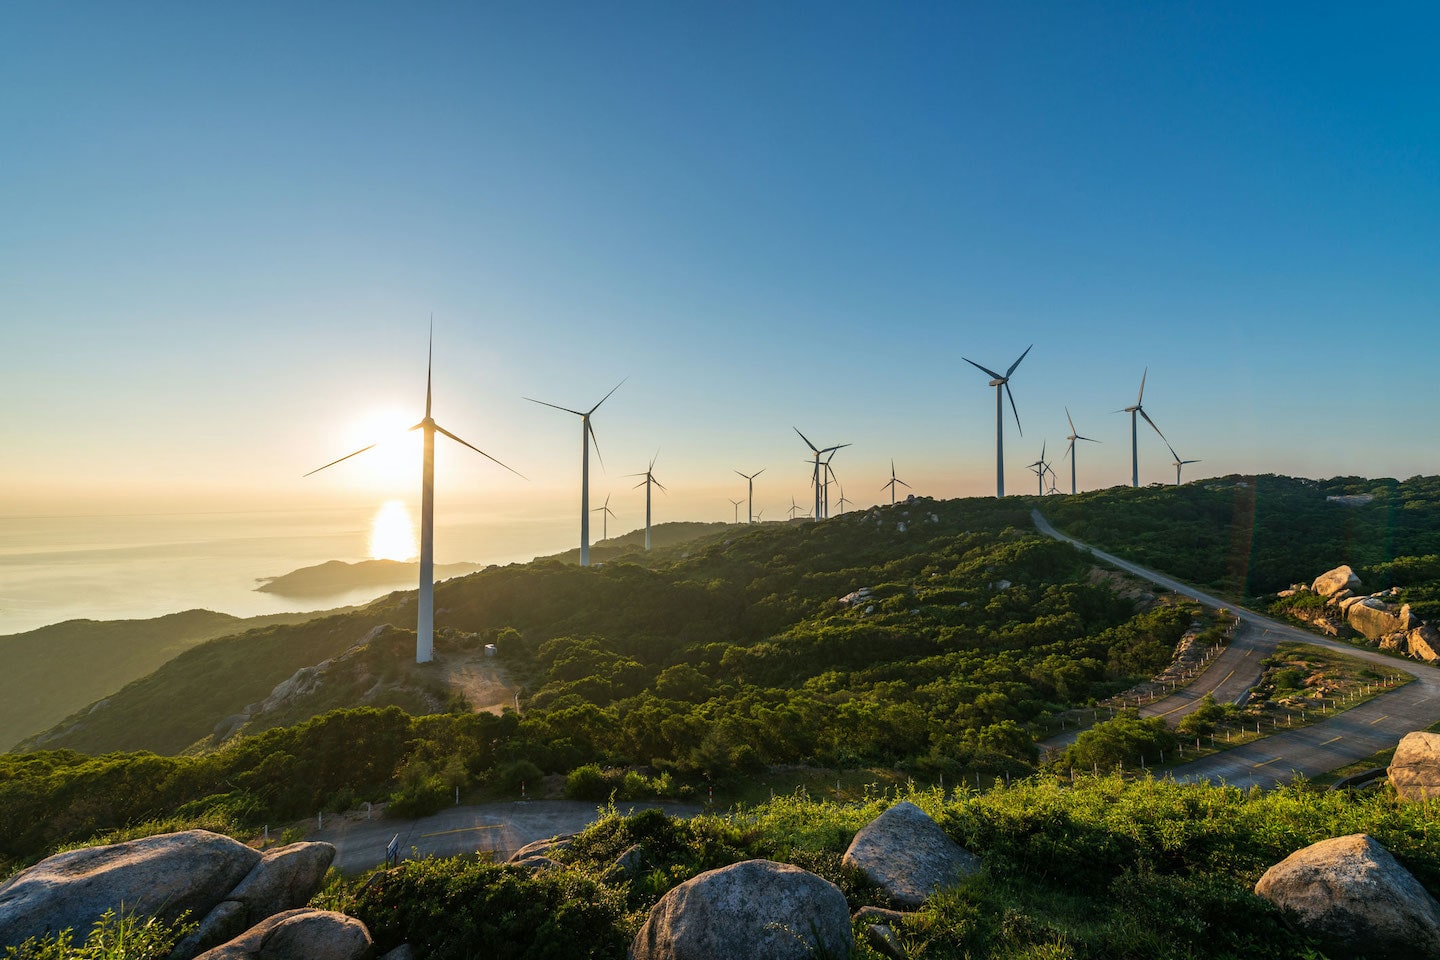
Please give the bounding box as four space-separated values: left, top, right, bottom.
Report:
0 607 352 750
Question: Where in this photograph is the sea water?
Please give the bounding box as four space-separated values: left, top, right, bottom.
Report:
0 504 575 636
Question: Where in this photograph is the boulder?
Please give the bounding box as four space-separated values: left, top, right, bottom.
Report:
1313 566 1363 598
1347 601 1405 642
1402 604 1420 633
193 909 372 960
1379 633 1409 654
506 834 575 864
1410 626 1440 663
0 830 261 948
842 801 980 908
601 844 646 884
1330 588 1355 606
380 946 417 960
1277 589 1298 598
1390 732 1440 801
173 901 248 960
631 859 852 960
1338 595 1366 615
226 842 335 926
1254 833 1440 959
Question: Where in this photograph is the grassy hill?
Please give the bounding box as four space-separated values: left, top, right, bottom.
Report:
0 607 352 750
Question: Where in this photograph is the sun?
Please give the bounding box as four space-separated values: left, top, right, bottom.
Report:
369 499 417 561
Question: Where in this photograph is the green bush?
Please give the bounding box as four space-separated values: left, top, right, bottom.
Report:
564 764 610 801
4 910 193 960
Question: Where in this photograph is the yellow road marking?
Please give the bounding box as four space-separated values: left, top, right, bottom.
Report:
1320 736 1342 746
1253 757 1282 768
420 825 503 838
1369 715 1389 725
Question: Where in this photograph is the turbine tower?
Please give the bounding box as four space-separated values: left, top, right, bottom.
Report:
728 498 744 524
629 452 666 550
962 345 1032 497
882 460 910 505
821 450 841 519
1026 441 1050 497
836 488 852 514
787 496 806 521
306 328 522 664
1062 407 1100 495
795 428 849 521
1166 440 1201 486
735 468 764 523
592 493 616 542
525 379 626 566
1118 368 1167 488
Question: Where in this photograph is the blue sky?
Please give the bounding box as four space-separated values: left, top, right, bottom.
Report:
3 2 1438 527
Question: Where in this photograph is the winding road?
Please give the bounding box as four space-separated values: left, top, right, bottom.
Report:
1032 510 1440 787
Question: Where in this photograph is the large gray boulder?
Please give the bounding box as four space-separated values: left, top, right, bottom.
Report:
1390 732 1440 801
1347 599 1405 641
631 859 852 960
1411 626 1440 663
1254 833 1440 959
842 801 980 908
193 909 371 960
0 830 261 948
1313 565 1363 598
226 842 335 926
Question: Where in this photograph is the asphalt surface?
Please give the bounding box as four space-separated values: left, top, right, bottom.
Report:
1032 509 1440 786
313 799 704 874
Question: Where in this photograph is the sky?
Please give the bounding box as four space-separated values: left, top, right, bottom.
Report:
3 2 1439 539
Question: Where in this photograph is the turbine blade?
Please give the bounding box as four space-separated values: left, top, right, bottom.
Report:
1005 343 1033 378
820 443 851 454
425 316 434 419
654 478 668 493
1139 409 1168 444
1164 439 1180 462
587 377 629 416
1065 406 1076 434
897 478 911 489
1183 459 1202 465
794 427 819 452
755 467 765 479
588 419 605 470
524 397 585 417
434 423 527 479
1005 383 1023 436
1137 367 1148 404
633 479 647 489
962 357 1004 380
303 442 378 477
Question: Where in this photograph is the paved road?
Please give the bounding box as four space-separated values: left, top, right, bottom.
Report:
1032 510 1440 786
313 800 704 873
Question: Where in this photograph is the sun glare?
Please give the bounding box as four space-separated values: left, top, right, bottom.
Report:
369 499 418 561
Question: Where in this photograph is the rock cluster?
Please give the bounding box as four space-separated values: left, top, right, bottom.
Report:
1281 565 1438 663
1255 833 1440 959
0 831 357 960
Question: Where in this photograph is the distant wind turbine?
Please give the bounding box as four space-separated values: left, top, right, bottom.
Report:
306 327 523 664
1117 368 1167 488
753 507 766 522
836 487 852 514
525 379 626 566
1026 441 1050 497
795 428 849 521
787 496 806 521
1166 440 1201 486
629 452 667 550
735 468 764 524
881 460 911 505
962 345 1032 497
728 498 744 524
1062 407 1100 495
592 493 616 542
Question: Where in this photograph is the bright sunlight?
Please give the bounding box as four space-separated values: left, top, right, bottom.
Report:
369 499 418 561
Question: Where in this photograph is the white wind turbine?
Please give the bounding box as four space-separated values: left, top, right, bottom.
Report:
728 498 745 524
305 331 522 664
1026 441 1050 497
881 459 910 505
1165 440 1202 486
592 493 617 542
735 468 765 524
1062 407 1100 495
795 428 849 521
1118 368 1167 488
525 379 626 566
962 345 1032 497
836 487 852 514
629 452 667 550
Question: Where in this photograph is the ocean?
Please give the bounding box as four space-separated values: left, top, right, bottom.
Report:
0 503 577 636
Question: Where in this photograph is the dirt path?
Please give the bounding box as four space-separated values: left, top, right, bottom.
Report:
436 649 520 714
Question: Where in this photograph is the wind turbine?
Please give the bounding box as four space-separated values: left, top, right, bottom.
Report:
822 450 841 519
1026 441 1050 497
305 329 522 664
1062 407 1100 495
591 493 616 542
795 428 849 521
735 469 764 524
787 496 806 521
629 452 667 550
1165 440 1201 486
1117 368 1167 488
728 498 744 524
753 508 766 522
836 487 852 514
525 379 626 566
881 459 910 505
962 345 1032 497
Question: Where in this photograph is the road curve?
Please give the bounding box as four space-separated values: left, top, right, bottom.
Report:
1031 509 1440 786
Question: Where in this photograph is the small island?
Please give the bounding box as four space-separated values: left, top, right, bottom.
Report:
255 559 483 597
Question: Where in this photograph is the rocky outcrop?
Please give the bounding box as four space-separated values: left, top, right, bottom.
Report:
193 909 371 960
842 801 980 908
1254 833 1440 959
1313 565 1363 598
1347 598 1405 641
506 834 576 865
1410 626 1440 663
226 843 335 928
0 830 260 948
1390 732 1440 801
631 859 852 960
